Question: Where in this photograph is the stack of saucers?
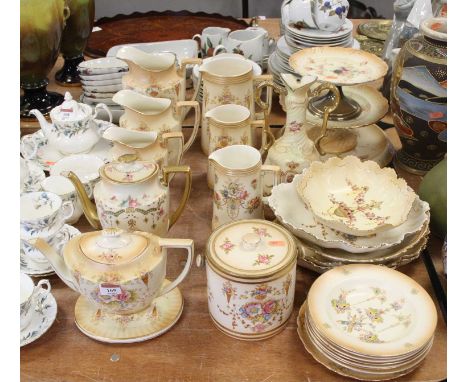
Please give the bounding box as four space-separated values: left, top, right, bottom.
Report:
268 156 430 272
78 57 128 120
297 264 437 380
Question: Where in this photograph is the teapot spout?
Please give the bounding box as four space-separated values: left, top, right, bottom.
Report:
29 109 53 137
28 238 80 293
66 171 101 230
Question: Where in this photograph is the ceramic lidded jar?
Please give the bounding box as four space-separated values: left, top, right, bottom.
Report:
203 219 297 340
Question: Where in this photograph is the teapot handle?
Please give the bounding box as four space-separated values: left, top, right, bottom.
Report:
93 103 113 123
176 101 200 154
156 238 194 297
162 165 192 229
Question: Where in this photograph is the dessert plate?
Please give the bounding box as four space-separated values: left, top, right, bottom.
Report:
82 84 123 93
287 19 353 40
78 57 128 75
296 156 416 236
80 72 125 81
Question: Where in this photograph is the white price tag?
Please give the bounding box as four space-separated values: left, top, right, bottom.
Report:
99 284 122 297
92 26 102 32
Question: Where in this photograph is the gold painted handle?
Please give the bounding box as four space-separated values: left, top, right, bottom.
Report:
176 101 200 153
162 165 192 229
162 132 184 167
178 57 203 77
308 83 340 156
261 165 281 200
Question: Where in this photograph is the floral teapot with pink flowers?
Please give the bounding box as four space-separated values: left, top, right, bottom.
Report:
66 154 192 236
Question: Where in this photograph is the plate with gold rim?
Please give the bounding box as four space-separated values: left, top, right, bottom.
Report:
358 20 392 42
307 264 437 358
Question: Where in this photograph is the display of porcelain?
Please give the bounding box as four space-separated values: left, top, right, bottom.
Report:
269 173 430 253
29 92 112 156
103 126 184 168
20 128 112 172
20 272 51 331
193 27 231 57
213 29 268 65
31 228 193 342
112 89 199 155
201 219 297 340
391 17 447 175
198 56 273 154
66 154 191 236
21 286 57 347
284 0 349 31
20 157 45 193
296 156 416 236
41 176 82 224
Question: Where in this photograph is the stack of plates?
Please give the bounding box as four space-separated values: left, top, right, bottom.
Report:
78 57 128 120
297 264 437 380
267 156 430 272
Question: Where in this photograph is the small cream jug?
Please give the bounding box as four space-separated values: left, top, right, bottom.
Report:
209 145 280 229
198 56 273 155
66 154 192 237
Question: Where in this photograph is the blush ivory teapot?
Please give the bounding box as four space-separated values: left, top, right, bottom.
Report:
30 228 194 315
29 92 112 155
66 154 192 236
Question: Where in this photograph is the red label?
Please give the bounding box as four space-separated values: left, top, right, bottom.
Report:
268 240 286 247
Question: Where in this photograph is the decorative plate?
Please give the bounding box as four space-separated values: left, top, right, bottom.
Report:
296 156 416 236
289 47 388 86
357 20 392 41
307 264 437 357
78 57 128 75
286 19 353 40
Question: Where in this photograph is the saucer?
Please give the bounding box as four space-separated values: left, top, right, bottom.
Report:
21 290 57 347
20 124 113 172
74 279 183 343
20 224 81 277
21 159 45 192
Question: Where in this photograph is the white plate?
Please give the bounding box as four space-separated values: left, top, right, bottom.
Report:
286 18 353 39
81 78 123 86
81 95 119 105
82 84 123 93
80 72 125 81
20 290 57 347
107 39 198 61
78 57 128 75
83 91 117 99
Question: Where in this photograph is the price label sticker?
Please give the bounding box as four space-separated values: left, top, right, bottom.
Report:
99 283 122 297
92 26 102 32
268 240 286 247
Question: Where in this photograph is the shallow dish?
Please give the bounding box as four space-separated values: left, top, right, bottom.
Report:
83 91 117 99
287 19 353 39
81 78 123 86
80 72 125 81
269 174 429 253
296 156 416 236
82 84 123 93
81 95 119 106
78 57 128 75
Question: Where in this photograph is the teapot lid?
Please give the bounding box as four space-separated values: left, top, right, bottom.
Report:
206 220 296 280
52 92 90 121
78 228 149 265
100 154 158 184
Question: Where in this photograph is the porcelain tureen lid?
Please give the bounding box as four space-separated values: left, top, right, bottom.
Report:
206 219 296 280
51 92 90 121
100 154 158 184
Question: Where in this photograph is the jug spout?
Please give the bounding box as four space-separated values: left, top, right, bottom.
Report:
29 109 53 138
116 46 176 72
66 171 101 230
28 238 80 293
102 126 158 149
281 73 317 96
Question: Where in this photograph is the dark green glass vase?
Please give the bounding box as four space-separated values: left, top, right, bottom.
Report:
55 0 95 86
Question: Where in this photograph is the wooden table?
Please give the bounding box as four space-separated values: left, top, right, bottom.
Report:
21 18 447 382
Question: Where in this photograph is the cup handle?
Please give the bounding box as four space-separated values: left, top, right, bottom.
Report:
213 45 227 56
260 164 281 201
192 33 202 49
20 135 40 160
176 101 200 153
156 238 194 297
61 200 75 222
162 165 192 229
33 279 51 310
93 103 113 122
178 57 203 77
161 132 184 167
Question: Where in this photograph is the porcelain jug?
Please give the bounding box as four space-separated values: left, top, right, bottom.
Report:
29 92 112 155
209 145 280 229
66 154 192 236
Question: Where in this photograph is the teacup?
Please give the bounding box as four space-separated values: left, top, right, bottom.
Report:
213 29 266 64
192 27 231 57
20 272 51 331
20 191 74 239
50 154 104 198
246 26 275 59
41 176 83 225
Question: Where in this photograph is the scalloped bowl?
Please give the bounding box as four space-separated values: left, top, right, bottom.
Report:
296 156 416 236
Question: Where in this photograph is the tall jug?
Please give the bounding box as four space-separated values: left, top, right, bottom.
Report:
209 145 280 230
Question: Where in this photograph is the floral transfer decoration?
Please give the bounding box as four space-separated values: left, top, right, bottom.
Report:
219 238 235 254
213 181 261 220
253 254 274 266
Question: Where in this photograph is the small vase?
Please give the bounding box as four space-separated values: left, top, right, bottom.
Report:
55 0 95 86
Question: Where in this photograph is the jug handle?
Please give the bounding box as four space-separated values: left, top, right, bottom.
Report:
260 165 281 201
251 119 274 155
178 58 203 77
162 165 192 229
156 238 194 297
176 101 200 154
308 83 340 156
161 131 184 167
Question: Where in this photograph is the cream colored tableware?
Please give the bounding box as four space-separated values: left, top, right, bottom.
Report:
213 29 267 65
112 89 199 155
66 154 191 236
296 156 416 236
102 126 184 168
286 0 349 31
20 157 45 193
201 219 297 340
31 228 193 342
20 272 51 331
29 92 112 156
41 176 83 225
269 174 429 253
198 56 273 155
209 145 280 229
192 27 231 57
20 192 74 239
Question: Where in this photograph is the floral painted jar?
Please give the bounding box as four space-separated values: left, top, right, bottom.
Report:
202 219 297 340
